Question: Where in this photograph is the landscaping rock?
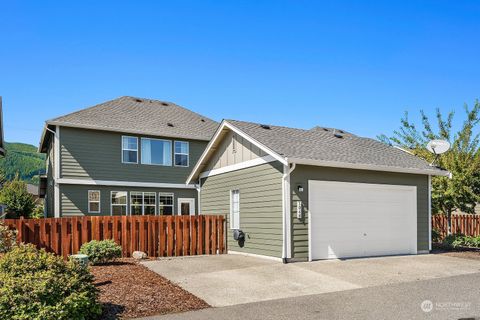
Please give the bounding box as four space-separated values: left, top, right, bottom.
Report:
132 251 147 260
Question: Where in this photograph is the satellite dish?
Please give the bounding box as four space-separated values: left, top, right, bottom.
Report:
426 140 451 155
426 139 450 167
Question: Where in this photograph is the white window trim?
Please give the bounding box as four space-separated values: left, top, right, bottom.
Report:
159 192 174 215
130 191 157 215
140 137 172 166
88 190 101 214
110 191 128 216
122 136 138 164
174 141 190 167
230 189 240 230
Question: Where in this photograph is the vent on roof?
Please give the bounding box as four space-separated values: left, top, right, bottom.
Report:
323 128 329 132
134 98 143 103
334 133 343 138
167 123 174 127
260 124 271 130
161 102 169 106
201 119 206 122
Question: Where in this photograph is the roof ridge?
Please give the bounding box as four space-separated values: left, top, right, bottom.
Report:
226 119 309 133
47 96 129 123
50 96 217 126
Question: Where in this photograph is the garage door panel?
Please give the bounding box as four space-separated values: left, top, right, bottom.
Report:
309 181 417 260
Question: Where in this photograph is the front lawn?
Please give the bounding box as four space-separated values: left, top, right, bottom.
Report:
91 259 209 319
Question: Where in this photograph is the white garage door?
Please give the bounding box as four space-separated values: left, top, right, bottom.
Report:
309 180 417 260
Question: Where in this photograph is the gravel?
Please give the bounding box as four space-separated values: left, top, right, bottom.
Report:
90 259 210 319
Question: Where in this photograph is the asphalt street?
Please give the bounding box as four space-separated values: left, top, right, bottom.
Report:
141 272 480 320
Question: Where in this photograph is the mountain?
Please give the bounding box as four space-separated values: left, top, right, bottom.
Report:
0 142 45 185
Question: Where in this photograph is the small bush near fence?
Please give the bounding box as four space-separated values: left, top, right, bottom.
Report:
0 222 16 254
0 244 102 320
79 239 122 265
442 234 480 249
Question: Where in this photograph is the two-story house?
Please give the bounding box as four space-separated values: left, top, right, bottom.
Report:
38 96 218 217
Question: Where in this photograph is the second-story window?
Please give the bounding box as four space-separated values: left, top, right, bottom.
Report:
122 136 138 164
174 141 189 167
141 138 172 166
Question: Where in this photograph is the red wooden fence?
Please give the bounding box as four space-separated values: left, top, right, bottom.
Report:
432 214 480 239
2 215 226 258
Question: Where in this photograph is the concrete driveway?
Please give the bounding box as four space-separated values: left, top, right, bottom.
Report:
142 254 480 307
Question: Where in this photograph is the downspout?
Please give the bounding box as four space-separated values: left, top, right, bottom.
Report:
195 183 201 215
282 162 296 264
44 127 56 218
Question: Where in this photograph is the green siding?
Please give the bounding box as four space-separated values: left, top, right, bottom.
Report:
200 162 284 258
60 126 207 184
290 165 430 260
60 184 197 216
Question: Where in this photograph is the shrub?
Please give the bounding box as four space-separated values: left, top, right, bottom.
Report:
0 222 16 253
0 244 102 320
31 204 44 219
431 228 441 243
79 239 122 265
442 234 480 249
443 234 464 248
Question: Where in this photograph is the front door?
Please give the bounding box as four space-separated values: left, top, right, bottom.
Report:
178 198 195 215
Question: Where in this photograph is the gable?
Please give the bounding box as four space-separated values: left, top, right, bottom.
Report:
205 130 267 171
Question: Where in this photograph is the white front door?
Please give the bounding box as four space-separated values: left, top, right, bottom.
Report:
178 198 195 216
308 180 417 260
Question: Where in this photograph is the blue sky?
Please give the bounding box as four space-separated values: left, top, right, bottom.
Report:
1 1 479 145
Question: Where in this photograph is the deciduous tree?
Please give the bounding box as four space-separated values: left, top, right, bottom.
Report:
379 101 480 234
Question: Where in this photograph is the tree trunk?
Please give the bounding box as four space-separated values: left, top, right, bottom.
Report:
446 210 452 235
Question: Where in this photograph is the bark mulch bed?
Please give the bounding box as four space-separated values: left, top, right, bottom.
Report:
431 245 480 261
90 259 209 319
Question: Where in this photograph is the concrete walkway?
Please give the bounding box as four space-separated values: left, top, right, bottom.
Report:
139 273 480 320
142 254 480 307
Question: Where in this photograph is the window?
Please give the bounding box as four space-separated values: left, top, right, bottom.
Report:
230 190 240 229
141 138 172 166
88 190 101 213
130 192 143 215
174 141 189 167
130 192 156 215
111 191 127 216
144 192 156 215
122 136 138 164
159 193 174 215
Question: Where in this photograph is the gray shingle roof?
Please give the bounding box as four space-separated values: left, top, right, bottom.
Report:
47 96 218 141
226 120 446 174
